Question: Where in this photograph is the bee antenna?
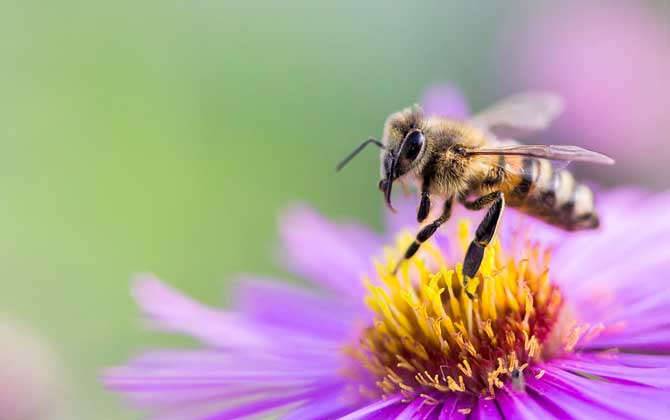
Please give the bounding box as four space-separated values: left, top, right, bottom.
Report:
336 138 385 172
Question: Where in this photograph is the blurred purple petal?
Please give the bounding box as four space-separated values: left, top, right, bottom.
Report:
0 319 69 420
132 276 270 349
337 395 403 420
552 191 669 290
507 0 670 183
278 394 356 420
232 276 359 340
420 82 470 119
133 276 344 355
383 193 420 236
106 348 347 419
196 384 344 420
279 205 382 299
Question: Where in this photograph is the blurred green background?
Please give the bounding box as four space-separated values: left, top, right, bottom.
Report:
1 1 667 419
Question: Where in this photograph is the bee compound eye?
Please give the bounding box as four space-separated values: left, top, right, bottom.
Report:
403 130 425 162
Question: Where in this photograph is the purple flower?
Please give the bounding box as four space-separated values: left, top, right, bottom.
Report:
106 87 669 418
0 318 69 420
503 0 670 184
105 185 670 419
420 82 470 120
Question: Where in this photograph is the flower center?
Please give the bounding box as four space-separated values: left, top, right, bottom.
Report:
346 220 571 402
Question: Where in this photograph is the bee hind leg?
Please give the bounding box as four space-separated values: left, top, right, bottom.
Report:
460 190 503 210
462 192 505 298
392 197 454 274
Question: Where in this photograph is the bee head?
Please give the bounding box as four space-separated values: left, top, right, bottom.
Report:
379 107 427 212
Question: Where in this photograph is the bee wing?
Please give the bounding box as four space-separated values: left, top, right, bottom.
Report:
470 92 564 139
469 150 562 181
468 144 614 183
469 144 615 165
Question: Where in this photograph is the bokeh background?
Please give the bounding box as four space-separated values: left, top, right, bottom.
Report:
1 0 668 418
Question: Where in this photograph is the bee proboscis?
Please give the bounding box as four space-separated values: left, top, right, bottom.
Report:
337 92 614 297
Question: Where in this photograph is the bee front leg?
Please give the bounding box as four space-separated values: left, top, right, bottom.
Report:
461 192 505 298
417 190 431 223
417 177 433 223
393 196 453 274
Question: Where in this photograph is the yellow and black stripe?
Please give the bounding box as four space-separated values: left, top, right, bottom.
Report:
501 157 599 231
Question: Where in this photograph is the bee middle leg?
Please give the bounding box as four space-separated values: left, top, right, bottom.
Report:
393 196 454 274
461 191 505 298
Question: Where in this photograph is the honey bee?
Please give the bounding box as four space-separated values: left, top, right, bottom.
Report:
337 93 614 296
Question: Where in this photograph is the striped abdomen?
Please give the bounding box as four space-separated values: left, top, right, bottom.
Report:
502 157 599 230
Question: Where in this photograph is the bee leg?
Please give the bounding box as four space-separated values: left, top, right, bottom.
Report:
462 192 505 298
393 197 453 274
417 178 433 223
460 191 502 210
417 190 431 223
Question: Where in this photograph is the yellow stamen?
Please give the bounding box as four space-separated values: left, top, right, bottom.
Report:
458 359 472 378
346 219 568 400
420 394 440 405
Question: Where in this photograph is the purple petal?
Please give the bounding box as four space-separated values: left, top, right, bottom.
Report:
570 251 670 302
133 277 343 357
582 329 670 352
524 373 621 419
393 399 421 420
437 395 475 420
606 353 670 368
547 191 670 350
106 347 349 420
549 355 670 388
337 395 403 420
132 276 268 349
530 366 670 419
553 190 669 285
198 383 344 420
279 394 357 420
279 205 382 300
469 397 502 420
105 350 334 408
574 286 670 352
108 350 340 385
383 193 424 237
367 403 408 420
394 398 436 420
420 82 470 119
555 225 670 293
232 276 358 341
597 287 669 325
414 401 442 420
495 387 559 420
